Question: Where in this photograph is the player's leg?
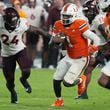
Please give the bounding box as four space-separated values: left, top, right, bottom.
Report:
98 61 110 89
51 79 64 107
17 49 32 93
20 70 31 93
63 57 89 88
76 51 107 99
77 67 94 99
76 56 98 99
2 56 17 103
51 56 69 107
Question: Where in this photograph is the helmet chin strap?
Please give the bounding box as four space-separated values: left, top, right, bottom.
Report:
6 19 20 30
62 17 77 26
63 23 71 27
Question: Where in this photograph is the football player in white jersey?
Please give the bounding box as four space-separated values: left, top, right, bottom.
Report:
0 7 48 104
75 0 109 99
97 0 110 90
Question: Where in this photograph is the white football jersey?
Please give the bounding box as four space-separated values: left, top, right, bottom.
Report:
77 6 89 22
0 17 29 57
22 5 46 27
91 13 107 45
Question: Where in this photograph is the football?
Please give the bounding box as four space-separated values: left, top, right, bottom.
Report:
52 33 66 43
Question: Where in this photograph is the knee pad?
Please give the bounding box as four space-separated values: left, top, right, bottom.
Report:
63 80 75 87
63 79 80 87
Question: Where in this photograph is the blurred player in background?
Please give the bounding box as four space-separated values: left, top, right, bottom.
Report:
22 0 47 67
0 7 31 104
45 0 65 69
75 0 109 99
97 0 110 90
0 1 6 15
50 3 101 107
0 7 48 104
12 0 27 18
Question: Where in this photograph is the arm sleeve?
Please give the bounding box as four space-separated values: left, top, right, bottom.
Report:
98 24 108 40
82 30 101 46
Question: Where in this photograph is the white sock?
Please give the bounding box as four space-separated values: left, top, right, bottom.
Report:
57 97 62 100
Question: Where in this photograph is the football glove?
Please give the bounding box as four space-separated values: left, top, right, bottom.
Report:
88 45 99 54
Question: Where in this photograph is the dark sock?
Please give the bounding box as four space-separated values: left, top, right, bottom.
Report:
53 79 62 97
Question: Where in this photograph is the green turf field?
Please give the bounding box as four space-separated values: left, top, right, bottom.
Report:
0 68 110 110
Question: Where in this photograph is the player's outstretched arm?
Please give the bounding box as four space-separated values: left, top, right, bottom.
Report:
83 30 101 46
29 25 50 38
83 30 101 55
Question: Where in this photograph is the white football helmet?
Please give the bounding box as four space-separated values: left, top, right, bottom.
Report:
60 3 78 25
98 0 110 12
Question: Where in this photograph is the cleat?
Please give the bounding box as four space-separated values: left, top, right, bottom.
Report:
25 87 31 93
74 92 88 100
78 75 86 96
11 100 18 104
20 77 32 93
11 91 18 104
51 99 64 107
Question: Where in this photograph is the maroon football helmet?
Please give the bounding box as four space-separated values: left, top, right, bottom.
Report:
3 7 20 28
